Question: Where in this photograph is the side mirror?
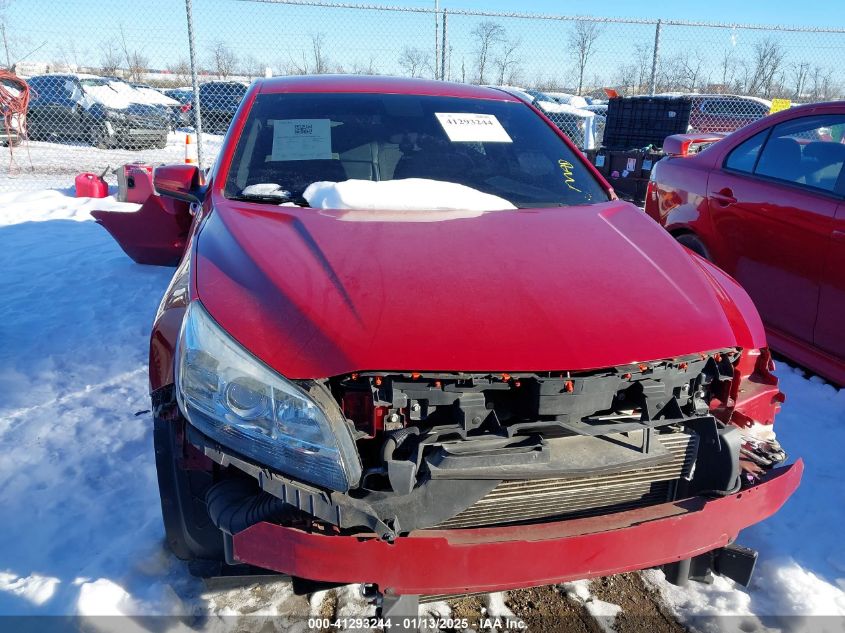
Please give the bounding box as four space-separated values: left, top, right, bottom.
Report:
154 164 206 205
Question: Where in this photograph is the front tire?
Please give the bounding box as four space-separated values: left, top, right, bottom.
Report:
89 122 111 149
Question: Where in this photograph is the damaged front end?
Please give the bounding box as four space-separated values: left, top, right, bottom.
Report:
163 301 794 595
184 344 787 546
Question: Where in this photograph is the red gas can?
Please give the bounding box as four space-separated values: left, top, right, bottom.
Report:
75 172 109 198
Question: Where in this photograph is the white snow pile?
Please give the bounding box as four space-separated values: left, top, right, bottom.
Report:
240 183 292 199
646 365 845 629
562 581 621 633
130 87 180 107
303 178 516 212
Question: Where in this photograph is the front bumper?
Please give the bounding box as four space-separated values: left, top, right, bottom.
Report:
232 460 802 595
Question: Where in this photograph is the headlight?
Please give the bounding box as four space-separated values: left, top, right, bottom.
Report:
176 301 362 491
105 109 128 121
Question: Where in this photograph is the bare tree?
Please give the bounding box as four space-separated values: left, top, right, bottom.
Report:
118 24 148 82
398 46 429 78
241 54 264 80
790 61 810 99
809 66 835 100
126 51 148 82
679 50 706 92
568 20 603 96
471 20 504 84
99 39 122 77
616 63 638 94
351 56 378 75
746 38 786 97
494 36 521 85
57 38 85 72
288 33 330 75
633 44 651 95
717 48 737 93
166 59 192 86
208 40 238 79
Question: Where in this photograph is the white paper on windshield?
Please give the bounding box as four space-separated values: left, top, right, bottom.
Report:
270 118 332 161
435 113 512 143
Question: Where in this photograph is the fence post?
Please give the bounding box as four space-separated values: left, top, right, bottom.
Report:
434 0 440 80
649 19 662 96
185 0 204 169
441 9 448 81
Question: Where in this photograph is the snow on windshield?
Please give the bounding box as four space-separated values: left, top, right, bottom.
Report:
303 178 516 211
73 80 131 110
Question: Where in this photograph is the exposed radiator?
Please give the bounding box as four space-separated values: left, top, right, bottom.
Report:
436 431 697 529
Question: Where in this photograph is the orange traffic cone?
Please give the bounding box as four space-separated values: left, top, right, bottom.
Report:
184 132 198 165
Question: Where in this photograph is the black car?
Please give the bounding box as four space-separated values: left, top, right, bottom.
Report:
130 82 190 130
26 74 169 149
163 88 195 128
198 81 248 134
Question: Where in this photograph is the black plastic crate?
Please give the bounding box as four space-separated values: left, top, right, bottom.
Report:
604 96 692 150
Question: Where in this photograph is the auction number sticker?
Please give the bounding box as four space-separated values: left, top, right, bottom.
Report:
271 118 332 161
435 112 513 143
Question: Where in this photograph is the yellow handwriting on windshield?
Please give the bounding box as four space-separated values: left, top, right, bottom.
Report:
558 159 582 193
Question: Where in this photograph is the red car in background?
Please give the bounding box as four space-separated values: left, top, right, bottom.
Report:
92 76 799 616
646 102 845 386
687 95 772 134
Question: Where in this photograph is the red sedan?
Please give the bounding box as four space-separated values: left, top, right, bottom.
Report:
93 76 798 615
646 102 845 386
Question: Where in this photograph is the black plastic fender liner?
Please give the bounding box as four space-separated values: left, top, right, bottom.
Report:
152 386 225 562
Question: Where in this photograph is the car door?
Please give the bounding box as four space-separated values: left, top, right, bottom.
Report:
706 114 845 344
28 77 69 137
815 202 845 360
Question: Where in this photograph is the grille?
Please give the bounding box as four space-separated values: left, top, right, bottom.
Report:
436 432 697 529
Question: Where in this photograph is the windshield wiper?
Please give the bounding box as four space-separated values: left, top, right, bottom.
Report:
227 192 310 207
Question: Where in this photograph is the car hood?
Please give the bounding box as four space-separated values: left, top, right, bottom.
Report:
195 198 757 378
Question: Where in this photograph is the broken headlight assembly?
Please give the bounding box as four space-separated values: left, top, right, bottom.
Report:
175 301 362 492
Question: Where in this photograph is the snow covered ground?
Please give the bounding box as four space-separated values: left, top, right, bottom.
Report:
0 185 843 631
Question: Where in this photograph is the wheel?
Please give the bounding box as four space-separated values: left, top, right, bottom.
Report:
676 233 710 260
154 411 224 562
88 122 110 149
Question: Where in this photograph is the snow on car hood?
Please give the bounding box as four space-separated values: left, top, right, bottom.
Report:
535 100 594 118
196 197 763 379
303 179 516 214
129 86 179 107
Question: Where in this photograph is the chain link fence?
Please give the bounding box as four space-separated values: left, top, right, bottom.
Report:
1 0 844 191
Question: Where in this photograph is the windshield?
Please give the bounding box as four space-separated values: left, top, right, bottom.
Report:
224 93 609 208
80 78 110 87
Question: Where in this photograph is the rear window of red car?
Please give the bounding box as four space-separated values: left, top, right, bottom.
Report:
223 92 609 209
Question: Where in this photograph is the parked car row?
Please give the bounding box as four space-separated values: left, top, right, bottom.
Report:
25 74 171 149
20 74 249 149
491 85 605 150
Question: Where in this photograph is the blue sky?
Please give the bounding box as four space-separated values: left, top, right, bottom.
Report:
409 0 845 27
7 0 845 92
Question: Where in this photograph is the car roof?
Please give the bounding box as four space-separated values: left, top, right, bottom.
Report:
30 72 101 80
257 75 521 102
